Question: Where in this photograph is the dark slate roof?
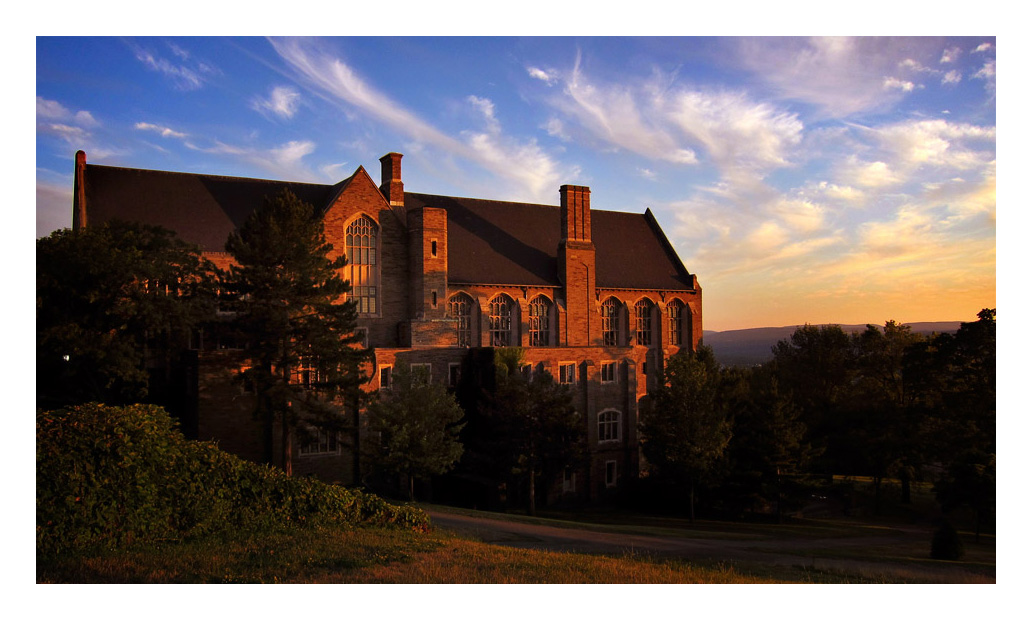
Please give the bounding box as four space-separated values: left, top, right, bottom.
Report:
405 193 694 291
82 163 694 291
83 164 343 252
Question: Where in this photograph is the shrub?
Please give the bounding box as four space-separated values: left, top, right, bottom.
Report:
930 520 964 560
37 404 427 556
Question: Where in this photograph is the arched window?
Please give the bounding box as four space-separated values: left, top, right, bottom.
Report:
449 293 474 347
528 296 551 346
598 409 620 443
635 298 655 346
345 215 378 314
601 297 620 346
667 300 685 346
488 295 515 347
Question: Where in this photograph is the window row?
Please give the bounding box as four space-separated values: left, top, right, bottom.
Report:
448 293 692 348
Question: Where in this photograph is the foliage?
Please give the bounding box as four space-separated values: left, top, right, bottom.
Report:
366 366 466 499
36 222 215 408
935 451 995 542
639 346 732 520
930 521 964 560
221 189 369 471
37 404 428 556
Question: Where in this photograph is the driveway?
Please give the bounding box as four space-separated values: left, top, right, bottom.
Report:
426 509 994 583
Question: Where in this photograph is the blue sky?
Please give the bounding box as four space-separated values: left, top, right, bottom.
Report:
36 35 996 331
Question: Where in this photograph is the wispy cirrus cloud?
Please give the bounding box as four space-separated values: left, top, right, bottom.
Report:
135 122 187 139
128 40 218 91
252 86 302 119
271 37 566 201
186 139 319 181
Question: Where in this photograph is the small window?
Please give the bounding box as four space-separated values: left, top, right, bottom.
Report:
431 239 438 257
411 363 432 385
598 409 620 443
601 361 616 384
563 468 577 494
379 365 393 390
448 363 461 388
559 362 576 385
432 291 438 308
300 428 339 456
605 461 618 488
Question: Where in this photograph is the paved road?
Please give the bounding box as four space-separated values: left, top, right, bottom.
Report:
426 509 994 582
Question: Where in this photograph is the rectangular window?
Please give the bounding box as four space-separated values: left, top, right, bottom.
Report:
598 410 620 443
605 461 618 488
559 362 576 385
563 468 577 494
431 239 438 257
292 356 322 390
601 361 616 384
300 428 339 456
448 363 461 388
411 363 431 385
379 365 392 390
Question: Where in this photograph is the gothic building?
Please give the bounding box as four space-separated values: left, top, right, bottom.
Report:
72 150 702 503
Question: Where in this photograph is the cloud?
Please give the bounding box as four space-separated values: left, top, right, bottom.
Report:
37 97 99 127
973 59 996 95
973 42 993 53
942 70 961 85
940 46 962 63
135 122 187 139
736 37 947 117
637 167 657 181
527 66 558 85
270 37 566 202
128 40 217 91
37 176 73 237
883 77 915 92
187 139 318 181
873 119 995 170
252 86 302 119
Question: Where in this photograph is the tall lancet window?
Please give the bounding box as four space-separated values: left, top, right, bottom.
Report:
345 215 378 314
449 293 474 347
529 296 551 346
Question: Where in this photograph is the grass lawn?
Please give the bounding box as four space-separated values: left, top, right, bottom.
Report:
37 506 995 584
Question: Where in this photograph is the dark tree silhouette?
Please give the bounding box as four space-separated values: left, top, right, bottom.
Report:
222 189 369 475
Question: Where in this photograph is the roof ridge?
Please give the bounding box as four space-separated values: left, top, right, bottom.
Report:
86 163 334 188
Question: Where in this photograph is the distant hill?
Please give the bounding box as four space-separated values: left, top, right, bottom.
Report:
702 321 963 367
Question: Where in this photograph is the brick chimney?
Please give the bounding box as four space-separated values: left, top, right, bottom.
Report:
73 150 87 230
558 185 596 346
379 152 405 207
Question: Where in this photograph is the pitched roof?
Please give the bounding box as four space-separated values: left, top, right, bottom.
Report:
81 163 695 291
82 164 343 252
405 193 695 291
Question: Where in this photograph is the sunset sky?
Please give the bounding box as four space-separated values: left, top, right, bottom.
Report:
35 34 996 331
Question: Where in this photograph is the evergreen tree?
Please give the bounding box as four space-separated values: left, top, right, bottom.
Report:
639 346 732 522
37 222 215 409
222 189 369 475
366 365 465 500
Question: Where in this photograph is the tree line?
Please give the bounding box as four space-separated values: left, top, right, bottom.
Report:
639 312 995 535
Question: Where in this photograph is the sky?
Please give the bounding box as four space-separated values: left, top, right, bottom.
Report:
35 35 996 331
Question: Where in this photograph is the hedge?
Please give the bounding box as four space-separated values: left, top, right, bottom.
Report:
37 403 428 555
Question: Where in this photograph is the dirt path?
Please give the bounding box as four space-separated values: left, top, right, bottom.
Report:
426 510 994 583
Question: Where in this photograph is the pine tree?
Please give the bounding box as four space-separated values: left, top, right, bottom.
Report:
222 189 369 475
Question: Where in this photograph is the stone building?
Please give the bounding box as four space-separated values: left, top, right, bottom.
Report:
72 150 702 502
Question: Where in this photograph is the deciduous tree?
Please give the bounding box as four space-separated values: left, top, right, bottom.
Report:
36 222 215 409
640 346 732 522
366 366 465 500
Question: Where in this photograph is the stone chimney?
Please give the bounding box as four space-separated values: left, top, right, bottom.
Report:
73 150 87 230
557 184 596 346
379 152 405 207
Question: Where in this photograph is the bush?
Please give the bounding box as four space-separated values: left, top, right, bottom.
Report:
37 404 427 556
930 520 964 560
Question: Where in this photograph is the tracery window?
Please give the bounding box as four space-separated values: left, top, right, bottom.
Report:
488 295 514 347
345 215 378 314
635 298 654 346
449 293 474 347
667 300 685 347
601 297 619 346
528 296 551 347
